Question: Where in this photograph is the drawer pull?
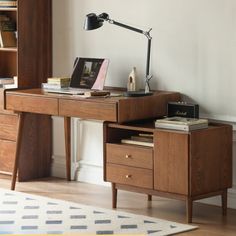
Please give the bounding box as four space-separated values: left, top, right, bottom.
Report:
125 174 132 179
125 154 131 159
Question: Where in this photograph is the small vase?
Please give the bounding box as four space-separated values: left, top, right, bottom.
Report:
127 67 137 91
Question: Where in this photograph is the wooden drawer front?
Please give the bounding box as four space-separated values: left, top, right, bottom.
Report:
0 114 18 141
59 99 117 121
0 139 15 173
6 94 58 115
106 143 153 169
106 163 153 189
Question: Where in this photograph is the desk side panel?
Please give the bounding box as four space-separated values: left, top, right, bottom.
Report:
118 92 181 123
59 99 117 122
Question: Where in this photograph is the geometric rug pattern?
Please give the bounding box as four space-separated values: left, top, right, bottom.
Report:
0 188 197 235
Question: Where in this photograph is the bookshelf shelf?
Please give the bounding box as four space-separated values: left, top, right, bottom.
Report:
0 47 17 52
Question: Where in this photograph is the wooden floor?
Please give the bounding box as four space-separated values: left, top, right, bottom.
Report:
0 176 236 235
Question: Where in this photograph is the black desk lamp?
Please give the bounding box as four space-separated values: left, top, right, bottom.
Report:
84 13 153 97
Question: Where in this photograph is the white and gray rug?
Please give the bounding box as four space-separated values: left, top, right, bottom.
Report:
0 188 197 235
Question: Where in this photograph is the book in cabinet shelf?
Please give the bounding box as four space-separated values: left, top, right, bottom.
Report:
103 120 232 223
0 0 52 181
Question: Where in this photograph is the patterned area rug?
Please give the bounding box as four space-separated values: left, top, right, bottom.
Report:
0 188 197 235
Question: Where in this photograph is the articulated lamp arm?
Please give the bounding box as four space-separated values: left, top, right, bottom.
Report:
98 13 152 93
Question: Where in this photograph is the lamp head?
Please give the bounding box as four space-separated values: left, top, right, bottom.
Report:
84 13 109 31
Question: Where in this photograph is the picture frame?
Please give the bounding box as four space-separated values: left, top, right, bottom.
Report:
70 57 109 90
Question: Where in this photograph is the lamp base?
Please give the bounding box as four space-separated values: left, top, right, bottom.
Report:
123 91 153 97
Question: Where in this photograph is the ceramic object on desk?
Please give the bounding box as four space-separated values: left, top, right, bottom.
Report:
127 67 137 91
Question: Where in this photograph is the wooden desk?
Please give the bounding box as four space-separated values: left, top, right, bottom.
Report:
5 88 181 190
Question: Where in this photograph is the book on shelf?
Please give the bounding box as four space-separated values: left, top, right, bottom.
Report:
121 139 154 147
0 31 17 47
130 135 153 143
0 77 14 85
155 116 208 131
3 75 17 89
0 12 17 47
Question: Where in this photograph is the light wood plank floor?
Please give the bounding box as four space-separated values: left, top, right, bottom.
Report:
0 177 235 235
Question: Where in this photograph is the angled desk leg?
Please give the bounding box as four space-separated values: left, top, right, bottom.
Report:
11 112 25 190
64 117 71 181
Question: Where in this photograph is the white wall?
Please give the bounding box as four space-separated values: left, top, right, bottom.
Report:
52 0 236 208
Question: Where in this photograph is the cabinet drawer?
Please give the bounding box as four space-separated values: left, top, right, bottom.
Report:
0 114 18 141
0 139 16 173
106 163 153 189
106 143 153 169
6 94 58 115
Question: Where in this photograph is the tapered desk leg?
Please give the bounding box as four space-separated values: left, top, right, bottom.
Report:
11 112 25 190
64 117 71 181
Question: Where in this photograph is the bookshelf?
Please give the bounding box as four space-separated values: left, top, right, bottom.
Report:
0 0 52 180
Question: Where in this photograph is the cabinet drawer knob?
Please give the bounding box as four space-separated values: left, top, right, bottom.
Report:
125 174 132 179
125 154 131 159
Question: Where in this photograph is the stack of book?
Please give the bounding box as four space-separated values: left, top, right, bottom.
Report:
0 0 17 7
42 77 71 90
155 116 208 131
0 13 17 47
121 133 154 147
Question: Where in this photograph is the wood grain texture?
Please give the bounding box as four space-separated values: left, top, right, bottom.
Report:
18 0 52 87
11 113 24 190
154 130 189 195
0 0 52 179
190 124 232 196
106 163 153 189
0 139 16 173
6 94 58 115
118 91 181 123
106 143 153 169
59 99 117 122
18 114 52 181
0 113 18 141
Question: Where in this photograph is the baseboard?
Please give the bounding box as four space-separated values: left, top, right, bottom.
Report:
75 160 109 186
51 155 66 179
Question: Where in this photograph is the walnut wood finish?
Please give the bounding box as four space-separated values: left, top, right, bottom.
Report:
0 1 52 180
5 89 181 189
6 94 58 115
104 122 233 223
106 143 153 169
106 163 153 189
11 113 24 190
154 130 189 195
59 99 117 122
64 117 71 181
0 114 18 141
190 125 232 196
0 140 16 173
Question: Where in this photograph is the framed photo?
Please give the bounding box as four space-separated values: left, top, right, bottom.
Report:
70 57 109 90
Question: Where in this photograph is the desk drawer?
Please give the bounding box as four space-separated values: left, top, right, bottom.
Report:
106 163 153 189
6 94 58 115
106 143 153 169
59 99 117 122
0 114 18 141
0 139 15 173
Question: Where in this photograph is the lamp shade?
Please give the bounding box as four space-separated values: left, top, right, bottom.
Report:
84 13 103 30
